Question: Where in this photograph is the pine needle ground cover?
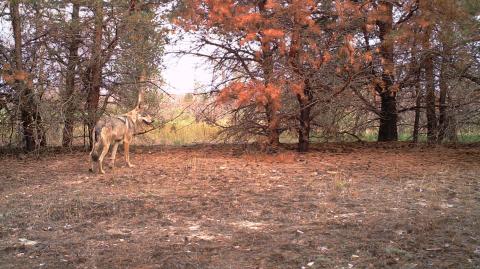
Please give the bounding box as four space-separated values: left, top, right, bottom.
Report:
1 143 479 268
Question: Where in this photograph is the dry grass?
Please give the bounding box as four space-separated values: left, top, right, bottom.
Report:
0 143 479 268
144 121 220 146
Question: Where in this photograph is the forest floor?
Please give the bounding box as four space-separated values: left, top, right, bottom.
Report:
0 143 479 269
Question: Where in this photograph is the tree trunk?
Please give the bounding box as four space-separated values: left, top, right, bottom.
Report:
85 0 103 148
11 0 36 151
376 1 398 142
33 103 46 147
288 23 312 152
297 86 312 152
31 4 47 147
412 82 422 143
258 0 280 149
423 26 437 142
445 114 457 142
19 99 35 151
378 90 398 141
63 2 80 147
129 0 148 107
446 93 457 142
424 60 437 142
437 48 449 143
265 102 280 148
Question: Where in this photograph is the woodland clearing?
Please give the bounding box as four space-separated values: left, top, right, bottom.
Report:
1 143 479 268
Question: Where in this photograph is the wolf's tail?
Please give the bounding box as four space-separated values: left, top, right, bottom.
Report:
90 127 101 162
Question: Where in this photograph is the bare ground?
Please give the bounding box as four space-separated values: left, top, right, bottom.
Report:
0 143 479 269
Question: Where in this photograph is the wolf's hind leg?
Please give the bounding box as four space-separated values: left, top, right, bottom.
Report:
110 142 119 169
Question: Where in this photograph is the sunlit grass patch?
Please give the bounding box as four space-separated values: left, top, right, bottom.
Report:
139 116 220 145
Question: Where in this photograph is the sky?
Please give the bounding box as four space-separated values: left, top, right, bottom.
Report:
162 39 213 95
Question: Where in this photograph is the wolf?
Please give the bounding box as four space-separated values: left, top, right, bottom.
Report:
89 91 153 174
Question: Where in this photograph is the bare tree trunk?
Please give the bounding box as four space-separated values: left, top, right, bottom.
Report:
446 93 457 142
85 0 103 148
376 1 398 142
411 38 421 143
412 83 422 143
33 102 46 147
11 0 36 151
378 91 398 141
297 84 313 152
422 25 437 142
437 47 449 143
62 1 80 147
31 4 47 147
129 0 148 104
265 101 280 148
288 24 313 152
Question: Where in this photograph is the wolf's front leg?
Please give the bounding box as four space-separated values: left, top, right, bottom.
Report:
89 145 97 173
124 142 135 167
89 156 95 173
98 142 111 174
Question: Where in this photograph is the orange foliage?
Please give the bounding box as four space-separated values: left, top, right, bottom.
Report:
364 51 373 63
237 89 253 105
255 93 268 106
240 32 257 45
2 73 14 85
417 17 430 28
234 13 261 26
263 28 284 39
322 51 332 63
14 70 29 81
1 64 30 85
345 34 355 64
217 80 282 112
365 23 375 33
292 81 305 98
265 0 280 10
178 0 374 112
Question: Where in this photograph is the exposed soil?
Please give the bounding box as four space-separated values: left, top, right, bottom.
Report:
1 143 479 268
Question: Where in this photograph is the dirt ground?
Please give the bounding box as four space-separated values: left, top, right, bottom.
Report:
0 143 479 269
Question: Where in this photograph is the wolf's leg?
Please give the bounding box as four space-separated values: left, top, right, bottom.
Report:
98 142 111 174
89 150 95 172
89 130 97 172
89 158 94 172
124 142 135 167
110 142 119 169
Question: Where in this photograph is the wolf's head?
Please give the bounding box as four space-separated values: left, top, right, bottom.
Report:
132 89 154 125
138 113 154 125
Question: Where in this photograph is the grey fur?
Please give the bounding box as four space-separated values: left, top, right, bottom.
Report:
89 107 153 174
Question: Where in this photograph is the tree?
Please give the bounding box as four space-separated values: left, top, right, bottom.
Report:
84 0 104 148
175 0 360 151
8 0 45 151
374 1 398 141
62 1 81 147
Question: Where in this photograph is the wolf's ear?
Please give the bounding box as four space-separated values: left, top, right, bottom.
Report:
136 89 145 110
